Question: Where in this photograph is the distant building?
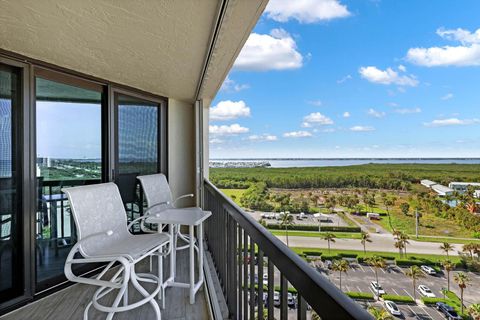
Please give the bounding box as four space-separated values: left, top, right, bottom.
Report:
448 182 480 193
431 184 454 196
421 179 437 188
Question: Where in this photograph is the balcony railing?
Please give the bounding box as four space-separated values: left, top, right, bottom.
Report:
203 180 372 319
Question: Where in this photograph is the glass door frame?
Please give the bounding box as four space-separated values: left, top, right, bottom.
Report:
32 66 109 293
110 87 168 182
0 56 32 313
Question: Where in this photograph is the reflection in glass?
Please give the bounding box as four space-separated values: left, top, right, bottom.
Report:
0 66 21 302
35 77 102 287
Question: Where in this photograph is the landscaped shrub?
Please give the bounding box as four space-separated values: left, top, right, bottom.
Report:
345 292 374 300
303 251 322 256
381 294 414 303
273 285 297 294
395 258 440 267
266 223 360 232
339 253 358 258
320 254 340 261
377 255 396 260
421 297 449 305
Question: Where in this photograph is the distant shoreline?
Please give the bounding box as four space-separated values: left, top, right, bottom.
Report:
211 157 480 161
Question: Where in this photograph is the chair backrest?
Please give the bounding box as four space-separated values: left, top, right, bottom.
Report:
137 173 173 209
62 182 129 257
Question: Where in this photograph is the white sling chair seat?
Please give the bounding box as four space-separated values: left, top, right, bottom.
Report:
63 182 171 320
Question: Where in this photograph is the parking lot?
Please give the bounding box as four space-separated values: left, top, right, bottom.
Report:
315 259 480 319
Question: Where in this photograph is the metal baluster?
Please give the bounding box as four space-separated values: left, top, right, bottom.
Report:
232 218 238 319
280 274 288 320
249 237 255 319
257 250 264 320
243 230 248 320
297 294 307 320
267 259 274 320
238 224 243 320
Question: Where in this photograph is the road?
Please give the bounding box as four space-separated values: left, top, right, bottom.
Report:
276 233 463 256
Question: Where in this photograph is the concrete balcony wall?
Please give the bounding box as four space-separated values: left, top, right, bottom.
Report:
168 98 196 207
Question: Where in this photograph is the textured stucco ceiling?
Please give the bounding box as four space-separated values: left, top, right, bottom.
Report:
0 0 265 102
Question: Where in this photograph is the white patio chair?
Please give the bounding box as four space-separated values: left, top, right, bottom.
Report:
63 182 171 320
137 174 196 251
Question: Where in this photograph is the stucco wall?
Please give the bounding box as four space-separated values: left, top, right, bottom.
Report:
168 98 196 207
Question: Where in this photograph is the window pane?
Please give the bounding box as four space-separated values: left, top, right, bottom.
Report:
0 65 22 301
118 95 159 175
35 77 102 287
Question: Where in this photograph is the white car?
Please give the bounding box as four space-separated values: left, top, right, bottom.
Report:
263 273 268 285
421 265 437 275
370 281 385 295
384 300 402 316
273 291 280 307
418 285 436 298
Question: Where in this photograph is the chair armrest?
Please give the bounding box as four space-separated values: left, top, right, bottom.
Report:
172 193 194 205
127 213 161 230
144 202 170 216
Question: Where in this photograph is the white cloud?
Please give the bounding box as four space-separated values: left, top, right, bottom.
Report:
367 108 386 118
209 138 224 144
209 124 249 135
406 27 480 67
264 0 351 23
283 131 312 138
423 118 480 127
343 111 351 118
398 65 407 72
359 66 418 86
307 99 322 106
337 74 352 84
210 100 251 121
350 126 375 132
441 93 454 100
220 76 250 92
394 107 422 114
302 112 334 127
247 134 278 142
234 29 303 71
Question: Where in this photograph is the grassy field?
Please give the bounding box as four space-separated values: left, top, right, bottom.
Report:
290 247 463 264
270 230 362 239
220 189 246 206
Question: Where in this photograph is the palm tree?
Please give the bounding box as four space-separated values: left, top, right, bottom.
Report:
454 272 470 315
368 306 394 320
324 233 336 253
468 303 480 320
360 232 372 255
394 238 405 258
441 259 455 291
332 259 350 291
440 242 454 258
311 310 321 320
399 232 410 257
405 265 424 301
279 212 294 247
383 198 394 229
365 256 386 285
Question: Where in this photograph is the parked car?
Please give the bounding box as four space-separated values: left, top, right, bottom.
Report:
370 281 386 295
273 291 280 307
435 302 462 320
263 273 268 285
421 265 437 275
384 300 402 316
324 260 332 269
418 285 436 298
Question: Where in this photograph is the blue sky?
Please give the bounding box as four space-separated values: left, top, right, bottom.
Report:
210 0 480 159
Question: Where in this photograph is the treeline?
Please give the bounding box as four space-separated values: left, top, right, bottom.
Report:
210 163 480 191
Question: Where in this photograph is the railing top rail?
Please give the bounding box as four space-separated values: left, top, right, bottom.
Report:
204 179 372 320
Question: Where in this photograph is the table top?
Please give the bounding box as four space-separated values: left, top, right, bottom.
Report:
146 207 212 226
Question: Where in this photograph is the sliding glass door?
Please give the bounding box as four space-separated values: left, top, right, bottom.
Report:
0 64 23 303
114 93 165 224
35 71 105 290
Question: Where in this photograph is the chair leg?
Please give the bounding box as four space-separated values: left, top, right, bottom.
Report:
131 268 161 320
